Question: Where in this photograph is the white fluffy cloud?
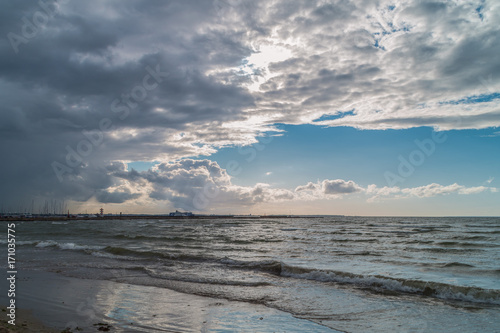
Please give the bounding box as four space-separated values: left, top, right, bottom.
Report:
366 183 497 202
296 179 363 198
110 159 298 211
200 0 500 131
101 161 496 211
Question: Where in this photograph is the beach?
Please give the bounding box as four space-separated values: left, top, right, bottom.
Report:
1 270 337 332
1 306 61 333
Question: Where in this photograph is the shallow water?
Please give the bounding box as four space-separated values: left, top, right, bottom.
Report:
5 216 500 332
1 270 336 332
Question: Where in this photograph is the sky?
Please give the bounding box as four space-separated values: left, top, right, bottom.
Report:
1 0 499 216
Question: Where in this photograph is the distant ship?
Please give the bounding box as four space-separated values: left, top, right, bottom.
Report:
169 210 194 217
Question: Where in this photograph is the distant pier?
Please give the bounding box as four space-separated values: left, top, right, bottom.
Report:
0 214 327 221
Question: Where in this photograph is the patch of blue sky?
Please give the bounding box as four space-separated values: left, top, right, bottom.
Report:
476 3 484 20
127 161 159 172
207 125 500 190
373 39 385 50
313 110 355 122
440 92 500 105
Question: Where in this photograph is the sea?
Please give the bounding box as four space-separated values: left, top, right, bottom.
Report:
4 216 500 332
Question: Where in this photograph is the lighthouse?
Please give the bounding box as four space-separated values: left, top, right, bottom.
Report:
100 208 104 216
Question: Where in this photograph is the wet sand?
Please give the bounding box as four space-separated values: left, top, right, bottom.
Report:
0 270 337 332
0 307 61 333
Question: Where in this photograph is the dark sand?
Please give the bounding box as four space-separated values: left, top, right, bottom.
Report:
1 307 61 333
1 270 337 332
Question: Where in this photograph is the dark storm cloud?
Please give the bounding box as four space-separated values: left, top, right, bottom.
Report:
0 0 258 208
95 189 141 204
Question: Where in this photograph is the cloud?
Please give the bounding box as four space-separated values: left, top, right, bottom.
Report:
1 0 499 211
246 0 500 130
295 182 318 192
482 131 500 138
51 157 494 211
322 179 363 195
366 183 497 202
0 0 263 208
95 189 141 204
110 159 297 211
295 179 363 199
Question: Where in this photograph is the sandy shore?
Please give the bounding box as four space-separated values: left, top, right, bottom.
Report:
0 270 337 332
0 306 61 333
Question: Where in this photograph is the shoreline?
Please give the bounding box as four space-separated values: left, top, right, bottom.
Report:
0 270 338 332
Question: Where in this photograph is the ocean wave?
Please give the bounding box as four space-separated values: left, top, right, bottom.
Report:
103 246 172 259
451 235 493 241
393 240 434 244
221 258 284 275
340 251 383 256
102 246 216 262
0 239 39 245
405 247 484 254
440 262 475 268
18 240 40 245
35 240 104 251
218 258 500 305
144 267 272 287
411 228 441 233
252 238 284 243
111 234 199 242
465 224 500 229
436 241 499 248
279 264 500 305
90 251 134 260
